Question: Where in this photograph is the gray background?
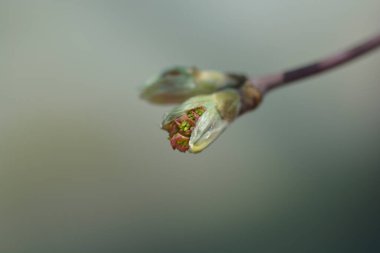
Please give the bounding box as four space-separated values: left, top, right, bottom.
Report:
1 1 379 252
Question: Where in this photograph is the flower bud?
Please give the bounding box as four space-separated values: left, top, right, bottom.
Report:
161 89 241 153
141 66 245 104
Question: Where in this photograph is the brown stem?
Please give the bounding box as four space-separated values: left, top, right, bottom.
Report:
253 32 380 93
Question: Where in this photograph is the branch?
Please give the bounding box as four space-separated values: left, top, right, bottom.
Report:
141 32 380 153
253 32 380 93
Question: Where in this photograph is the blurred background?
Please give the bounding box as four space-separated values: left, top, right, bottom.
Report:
1 1 379 252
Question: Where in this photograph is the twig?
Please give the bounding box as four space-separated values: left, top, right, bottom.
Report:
253 32 380 93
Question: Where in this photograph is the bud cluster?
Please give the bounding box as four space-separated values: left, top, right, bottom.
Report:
141 66 262 153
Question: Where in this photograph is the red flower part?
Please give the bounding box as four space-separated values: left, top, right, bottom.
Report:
164 121 179 138
170 133 190 152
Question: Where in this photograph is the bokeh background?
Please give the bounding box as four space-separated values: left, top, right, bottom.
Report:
1 1 380 252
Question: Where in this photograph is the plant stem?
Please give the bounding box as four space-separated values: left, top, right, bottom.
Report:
253 32 380 93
